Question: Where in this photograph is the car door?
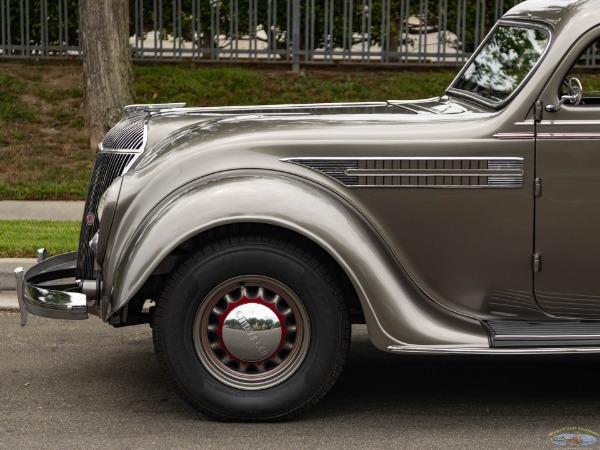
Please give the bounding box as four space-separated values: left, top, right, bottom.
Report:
535 29 600 318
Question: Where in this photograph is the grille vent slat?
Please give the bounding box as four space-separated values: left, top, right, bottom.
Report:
75 152 136 280
284 158 524 188
290 159 359 186
102 117 145 150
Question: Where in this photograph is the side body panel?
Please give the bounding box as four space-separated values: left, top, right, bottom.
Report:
535 25 600 317
104 172 489 349
310 134 536 320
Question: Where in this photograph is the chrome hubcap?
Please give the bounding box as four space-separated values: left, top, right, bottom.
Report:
222 303 282 362
193 276 310 390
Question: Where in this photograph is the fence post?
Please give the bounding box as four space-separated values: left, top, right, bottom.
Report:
292 0 300 73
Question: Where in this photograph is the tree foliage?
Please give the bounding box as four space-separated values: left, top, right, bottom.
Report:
8 0 79 48
9 1 521 56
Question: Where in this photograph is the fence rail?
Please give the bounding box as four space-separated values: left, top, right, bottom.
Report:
2 0 595 67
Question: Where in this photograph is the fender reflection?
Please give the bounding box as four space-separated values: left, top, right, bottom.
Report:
106 171 488 349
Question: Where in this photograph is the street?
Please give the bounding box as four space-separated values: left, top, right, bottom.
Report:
2 313 600 449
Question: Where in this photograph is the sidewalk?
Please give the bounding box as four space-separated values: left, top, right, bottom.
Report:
0 201 84 310
0 200 84 220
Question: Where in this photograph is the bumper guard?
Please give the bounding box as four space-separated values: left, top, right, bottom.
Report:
14 250 94 326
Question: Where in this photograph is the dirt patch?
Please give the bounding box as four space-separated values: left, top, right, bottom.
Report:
0 61 82 90
0 61 91 200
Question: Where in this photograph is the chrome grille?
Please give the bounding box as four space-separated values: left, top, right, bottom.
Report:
487 159 525 187
75 152 136 280
289 159 358 186
102 117 145 150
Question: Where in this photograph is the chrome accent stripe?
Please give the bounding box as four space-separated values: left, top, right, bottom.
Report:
284 156 524 161
158 102 388 117
388 103 425 114
284 157 524 188
537 133 600 140
346 170 523 177
539 120 600 126
493 132 535 140
124 102 186 118
387 345 600 355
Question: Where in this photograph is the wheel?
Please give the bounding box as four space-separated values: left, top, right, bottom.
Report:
152 227 350 421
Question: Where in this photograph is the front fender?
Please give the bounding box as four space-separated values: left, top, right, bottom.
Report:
105 171 488 349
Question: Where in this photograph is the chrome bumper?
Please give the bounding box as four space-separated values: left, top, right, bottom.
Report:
15 250 90 326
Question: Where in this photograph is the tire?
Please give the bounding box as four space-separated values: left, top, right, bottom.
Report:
152 227 350 421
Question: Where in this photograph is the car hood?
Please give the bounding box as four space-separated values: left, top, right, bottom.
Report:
129 97 496 172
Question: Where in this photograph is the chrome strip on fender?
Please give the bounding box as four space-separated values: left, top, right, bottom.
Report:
387 345 600 355
537 133 600 140
283 157 525 188
539 120 600 126
493 132 535 140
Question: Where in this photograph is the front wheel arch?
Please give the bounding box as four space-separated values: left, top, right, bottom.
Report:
145 223 364 325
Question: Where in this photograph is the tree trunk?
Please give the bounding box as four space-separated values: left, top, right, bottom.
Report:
79 0 135 150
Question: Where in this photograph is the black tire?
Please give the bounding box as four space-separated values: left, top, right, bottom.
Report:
152 226 350 421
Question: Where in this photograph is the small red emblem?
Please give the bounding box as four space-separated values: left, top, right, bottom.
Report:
86 212 95 226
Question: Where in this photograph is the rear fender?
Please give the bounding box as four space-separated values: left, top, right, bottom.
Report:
106 171 487 349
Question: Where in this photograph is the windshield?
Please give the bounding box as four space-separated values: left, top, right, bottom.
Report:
450 24 550 107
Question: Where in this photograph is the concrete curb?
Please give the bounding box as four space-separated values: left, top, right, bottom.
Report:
0 291 18 311
0 259 36 291
1 259 35 311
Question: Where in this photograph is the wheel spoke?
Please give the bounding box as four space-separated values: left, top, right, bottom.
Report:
194 275 310 390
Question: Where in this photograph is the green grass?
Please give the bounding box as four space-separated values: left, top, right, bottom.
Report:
133 66 457 106
0 62 458 201
0 221 80 258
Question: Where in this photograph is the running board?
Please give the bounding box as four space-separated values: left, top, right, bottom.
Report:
487 320 600 348
386 345 600 355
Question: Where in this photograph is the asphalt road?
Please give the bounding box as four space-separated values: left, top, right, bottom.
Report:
2 313 600 449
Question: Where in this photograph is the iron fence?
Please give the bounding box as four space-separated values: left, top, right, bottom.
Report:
1 0 596 67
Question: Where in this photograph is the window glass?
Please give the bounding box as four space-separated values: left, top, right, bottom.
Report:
451 25 550 106
563 38 600 103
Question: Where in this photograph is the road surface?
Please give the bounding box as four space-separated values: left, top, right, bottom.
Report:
2 313 600 449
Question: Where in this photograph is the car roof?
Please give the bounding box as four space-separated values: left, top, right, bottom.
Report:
504 0 600 36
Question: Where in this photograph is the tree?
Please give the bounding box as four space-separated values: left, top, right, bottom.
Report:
79 0 135 150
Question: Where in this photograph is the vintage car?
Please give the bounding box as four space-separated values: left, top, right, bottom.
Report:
14 0 600 420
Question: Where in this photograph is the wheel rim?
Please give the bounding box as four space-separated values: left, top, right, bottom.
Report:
193 275 311 390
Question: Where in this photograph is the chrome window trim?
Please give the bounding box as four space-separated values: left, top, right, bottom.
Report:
447 19 553 111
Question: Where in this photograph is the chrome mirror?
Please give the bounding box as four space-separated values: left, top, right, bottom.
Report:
546 77 583 112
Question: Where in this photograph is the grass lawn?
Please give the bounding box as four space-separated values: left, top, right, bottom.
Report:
0 61 459 201
0 63 460 257
3 62 600 202
0 221 80 258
